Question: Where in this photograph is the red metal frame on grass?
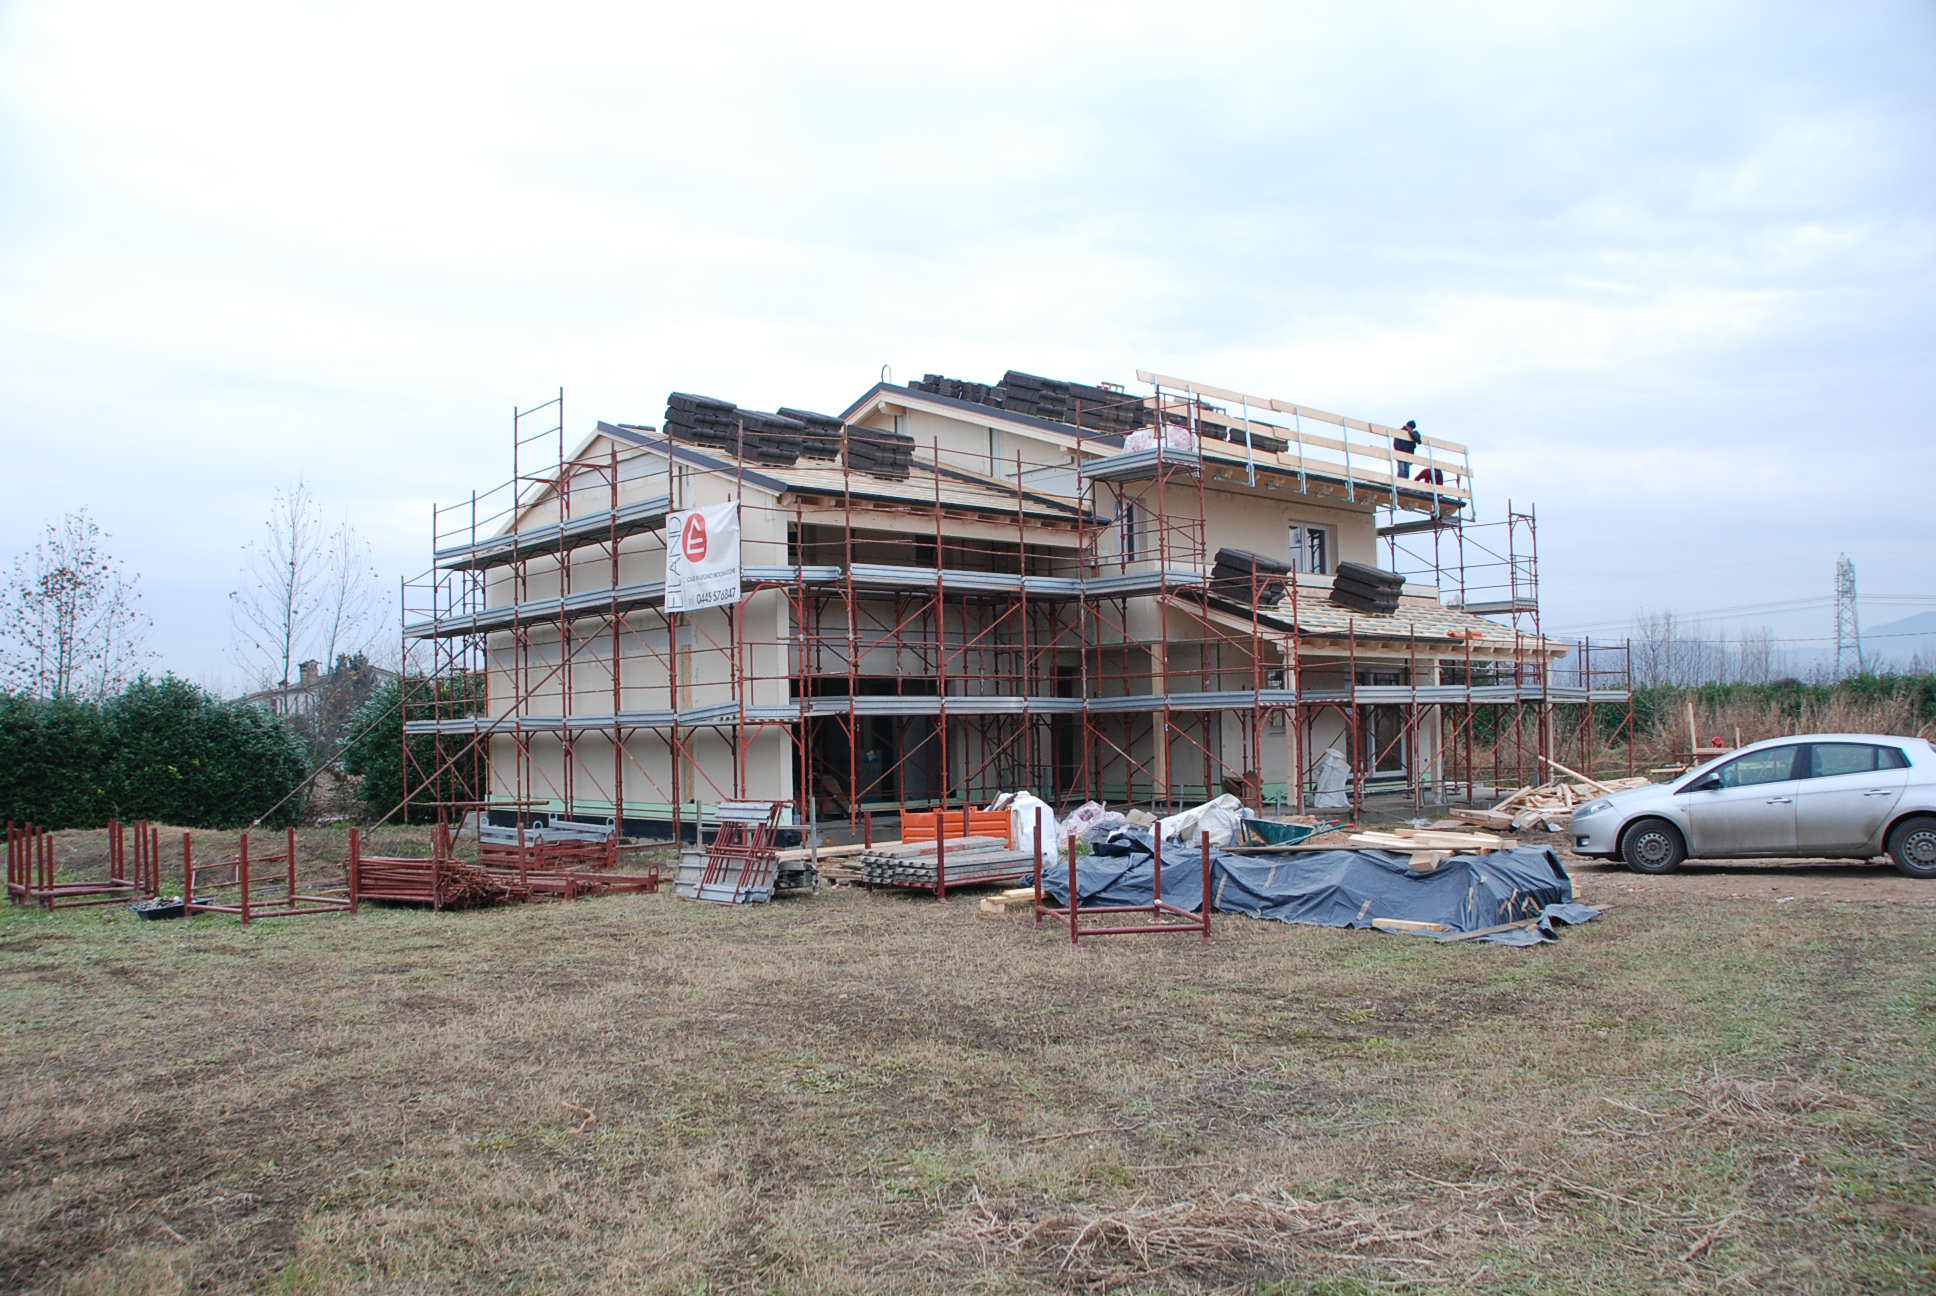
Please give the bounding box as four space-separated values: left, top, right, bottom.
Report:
182 828 354 926
1032 821 1213 945
6 820 160 910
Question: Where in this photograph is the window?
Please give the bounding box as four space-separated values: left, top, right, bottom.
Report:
1288 523 1331 574
1806 743 1909 778
1120 502 1138 562
1707 746 1802 789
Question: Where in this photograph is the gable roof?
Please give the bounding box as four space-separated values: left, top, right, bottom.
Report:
596 423 1094 525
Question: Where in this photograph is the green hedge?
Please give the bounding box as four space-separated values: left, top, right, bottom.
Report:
340 674 483 824
0 677 310 829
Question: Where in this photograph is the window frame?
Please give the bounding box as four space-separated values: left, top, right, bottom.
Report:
1288 522 1333 575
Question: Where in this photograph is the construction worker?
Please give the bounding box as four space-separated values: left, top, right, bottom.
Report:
1394 420 1420 479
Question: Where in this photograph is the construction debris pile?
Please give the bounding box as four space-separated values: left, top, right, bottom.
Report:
1455 759 1652 833
1041 820 1599 946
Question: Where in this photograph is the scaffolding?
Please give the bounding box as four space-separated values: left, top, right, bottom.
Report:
399 373 1634 855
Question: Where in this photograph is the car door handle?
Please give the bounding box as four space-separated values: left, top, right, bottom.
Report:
1863 789 1893 797
1764 797 1794 805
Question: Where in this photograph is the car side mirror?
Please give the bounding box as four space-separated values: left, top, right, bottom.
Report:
1688 774 1723 792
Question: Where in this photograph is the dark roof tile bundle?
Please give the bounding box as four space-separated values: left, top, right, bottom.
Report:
1330 561 1404 615
998 370 1150 435
1206 547 1293 605
908 369 1152 436
843 425 914 480
775 407 845 460
911 374 1006 407
661 394 804 467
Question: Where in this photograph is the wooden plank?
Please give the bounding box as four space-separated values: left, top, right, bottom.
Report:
1371 917 1448 933
1395 830 1503 848
1181 402 1471 476
1435 917 1543 943
1407 850 1452 872
1137 369 1470 453
773 841 879 862
1491 785 1538 812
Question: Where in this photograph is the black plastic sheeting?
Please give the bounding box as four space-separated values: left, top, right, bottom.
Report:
1037 836 1602 945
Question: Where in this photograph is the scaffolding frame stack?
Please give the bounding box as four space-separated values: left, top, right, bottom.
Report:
399 376 1635 850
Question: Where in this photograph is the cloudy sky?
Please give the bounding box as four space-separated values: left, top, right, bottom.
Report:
3 0 1931 689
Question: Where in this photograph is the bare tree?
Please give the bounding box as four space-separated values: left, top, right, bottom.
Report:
0 510 154 699
1630 610 1718 687
229 478 329 690
317 517 381 669
230 479 385 696
1733 625 1792 684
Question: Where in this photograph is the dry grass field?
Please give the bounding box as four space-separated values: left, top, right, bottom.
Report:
2 826 1932 1294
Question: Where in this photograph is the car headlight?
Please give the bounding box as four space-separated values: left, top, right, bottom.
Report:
1577 798 1612 817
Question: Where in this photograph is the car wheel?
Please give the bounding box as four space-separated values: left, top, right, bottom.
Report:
1886 815 1936 879
1621 818 1686 874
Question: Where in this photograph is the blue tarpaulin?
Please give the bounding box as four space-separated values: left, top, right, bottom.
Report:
1037 835 1601 944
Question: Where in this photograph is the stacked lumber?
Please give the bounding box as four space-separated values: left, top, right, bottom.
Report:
353 855 507 908
1330 561 1403 615
1342 827 1516 872
855 836 1028 888
1455 757 1653 832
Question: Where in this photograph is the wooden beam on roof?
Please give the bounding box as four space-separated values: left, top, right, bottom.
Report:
1137 370 1469 453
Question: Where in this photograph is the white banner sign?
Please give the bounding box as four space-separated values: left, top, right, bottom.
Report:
665 501 742 613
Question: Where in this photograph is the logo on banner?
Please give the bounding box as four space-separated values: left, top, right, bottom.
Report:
665 501 741 612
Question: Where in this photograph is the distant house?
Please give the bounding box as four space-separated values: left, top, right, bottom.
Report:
240 657 395 721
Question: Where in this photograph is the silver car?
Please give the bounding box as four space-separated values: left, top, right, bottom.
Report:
1570 733 1936 877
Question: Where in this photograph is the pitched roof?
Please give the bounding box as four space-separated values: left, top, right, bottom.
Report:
597 423 1092 525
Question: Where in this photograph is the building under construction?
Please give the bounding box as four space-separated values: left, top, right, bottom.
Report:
400 369 1634 841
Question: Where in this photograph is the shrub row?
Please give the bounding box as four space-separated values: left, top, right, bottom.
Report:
0 677 311 829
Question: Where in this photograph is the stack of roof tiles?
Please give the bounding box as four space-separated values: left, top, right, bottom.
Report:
996 370 1149 434
662 394 805 467
843 425 915 479
776 407 845 460
912 374 1004 407
1330 561 1405 615
909 370 1153 436
1207 547 1292 605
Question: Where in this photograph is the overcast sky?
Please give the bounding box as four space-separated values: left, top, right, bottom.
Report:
3 0 1931 690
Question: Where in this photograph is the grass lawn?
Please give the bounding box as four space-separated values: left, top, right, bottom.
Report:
2 826 1932 1294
